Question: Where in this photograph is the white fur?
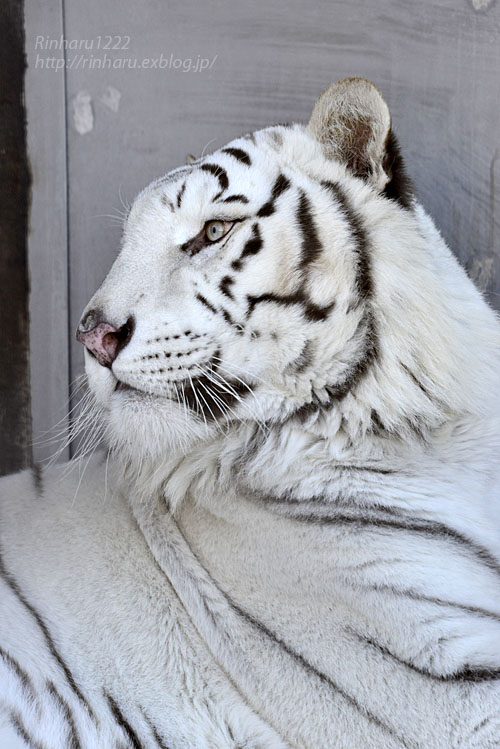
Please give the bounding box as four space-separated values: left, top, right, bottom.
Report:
1 79 500 747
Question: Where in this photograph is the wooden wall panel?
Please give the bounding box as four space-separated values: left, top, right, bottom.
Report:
25 0 70 462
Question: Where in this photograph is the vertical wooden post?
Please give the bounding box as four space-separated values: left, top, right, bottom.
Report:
0 0 32 476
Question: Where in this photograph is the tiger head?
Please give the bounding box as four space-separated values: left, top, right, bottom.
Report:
77 78 497 475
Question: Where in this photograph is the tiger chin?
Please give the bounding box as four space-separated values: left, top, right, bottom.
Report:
1 78 500 748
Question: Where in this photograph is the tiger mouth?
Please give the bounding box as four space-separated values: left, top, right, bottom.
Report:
114 380 140 393
113 349 222 397
113 350 253 422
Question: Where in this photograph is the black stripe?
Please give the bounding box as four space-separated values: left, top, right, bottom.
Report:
246 291 334 323
296 191 323 270
254 492 403 513
0 645 37 703
47 680 82 749
292 308 377 421
257 174 291 217
323 310 377 398
9 711 47 749
352 630 500 683
231 223 263 271
400 362 432 399
0 551 96 721
160 194 174 213
218 193 249 204
225 599 412 747
366 582 500 625
106 693 143 749
240 224 263 259
140 709 172 749
200 163 229 198
259 500 500 579
219 275 235 300
176 181 186 208
221 147 251 166
149 724 171 749
230 423 268 474
196 291 241 330
195 293 217 315
220 307 235 327
329 463 396 475
321 180 372 299
370 409 386 435
285 340 314 375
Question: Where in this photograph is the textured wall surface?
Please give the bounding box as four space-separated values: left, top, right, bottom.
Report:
25 0 500 461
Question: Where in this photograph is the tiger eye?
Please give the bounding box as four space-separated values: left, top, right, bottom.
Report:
205 220 232 242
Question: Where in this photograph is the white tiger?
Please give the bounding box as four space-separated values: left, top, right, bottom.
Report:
1 77 500 748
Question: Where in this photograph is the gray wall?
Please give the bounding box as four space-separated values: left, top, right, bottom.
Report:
25 0 500 462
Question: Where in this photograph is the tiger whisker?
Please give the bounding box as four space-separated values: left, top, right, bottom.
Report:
185 369 210 436
42 399 103 468
194 365 269 437
207 363 270 435
194 377 234 432
32 382 93 444
192 380 228 437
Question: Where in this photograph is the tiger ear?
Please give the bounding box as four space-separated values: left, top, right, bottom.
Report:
308 77 392 191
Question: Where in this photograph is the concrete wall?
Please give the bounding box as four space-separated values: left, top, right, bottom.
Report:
25 0 500 461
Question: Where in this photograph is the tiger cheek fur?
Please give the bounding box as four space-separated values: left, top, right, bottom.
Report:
1 78 499 749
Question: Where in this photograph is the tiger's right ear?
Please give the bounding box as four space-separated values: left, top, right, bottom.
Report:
308 77 392 191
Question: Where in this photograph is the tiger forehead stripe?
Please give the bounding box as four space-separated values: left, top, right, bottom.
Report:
221 147 252 166
218 194 249 204
200 163 229 195
176 181 186 209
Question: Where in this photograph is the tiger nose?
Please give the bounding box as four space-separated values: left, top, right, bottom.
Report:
76 310 134 368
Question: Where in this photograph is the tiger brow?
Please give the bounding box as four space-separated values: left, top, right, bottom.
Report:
215 194 250 204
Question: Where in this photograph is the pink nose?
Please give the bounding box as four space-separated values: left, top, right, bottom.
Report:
76 313 133 367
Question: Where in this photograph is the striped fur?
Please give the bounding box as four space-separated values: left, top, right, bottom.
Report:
1 78 500 747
